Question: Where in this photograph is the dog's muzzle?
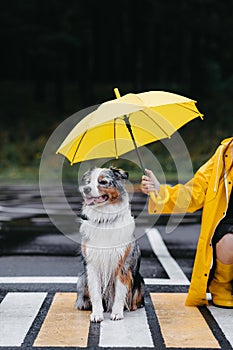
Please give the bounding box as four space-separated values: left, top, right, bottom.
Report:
83 194 109 206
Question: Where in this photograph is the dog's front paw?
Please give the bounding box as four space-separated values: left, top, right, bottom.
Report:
110 312 124 321
90 312 104 323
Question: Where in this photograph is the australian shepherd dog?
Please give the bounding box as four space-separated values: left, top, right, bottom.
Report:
75 167 144 322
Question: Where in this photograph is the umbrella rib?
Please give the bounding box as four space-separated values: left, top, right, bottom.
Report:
137 110 171 137
176 103 203 118
71 130 87 164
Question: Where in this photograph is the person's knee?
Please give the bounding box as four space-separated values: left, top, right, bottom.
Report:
218 233 233 248
216 233 233 264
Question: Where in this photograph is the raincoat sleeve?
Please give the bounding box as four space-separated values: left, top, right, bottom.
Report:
148 153 216 215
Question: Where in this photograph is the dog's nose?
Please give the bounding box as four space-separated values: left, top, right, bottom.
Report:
83 186 92 195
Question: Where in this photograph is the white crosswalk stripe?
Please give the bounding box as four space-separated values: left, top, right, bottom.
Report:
0 292 47 346
208 305 233 346
146 228 190 285
99 308 154 348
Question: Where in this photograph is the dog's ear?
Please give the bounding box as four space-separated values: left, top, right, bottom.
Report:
110 167 128 180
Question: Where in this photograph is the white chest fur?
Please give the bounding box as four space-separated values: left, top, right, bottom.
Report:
80 200 135 290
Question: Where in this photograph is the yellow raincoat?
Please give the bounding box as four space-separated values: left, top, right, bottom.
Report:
148 138 233 306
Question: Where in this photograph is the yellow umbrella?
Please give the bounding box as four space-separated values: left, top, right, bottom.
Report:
56 88 203 203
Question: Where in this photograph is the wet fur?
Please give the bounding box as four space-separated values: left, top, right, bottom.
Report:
75 167 144 322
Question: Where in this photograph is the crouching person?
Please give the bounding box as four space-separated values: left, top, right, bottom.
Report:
141 137 233 308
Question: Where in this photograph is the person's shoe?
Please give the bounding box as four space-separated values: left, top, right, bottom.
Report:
209 259 233 308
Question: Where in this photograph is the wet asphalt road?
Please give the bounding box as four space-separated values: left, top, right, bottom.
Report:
0 183 199 288
1 185 232 349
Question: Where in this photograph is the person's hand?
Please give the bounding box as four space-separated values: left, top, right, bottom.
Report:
141 169 160 195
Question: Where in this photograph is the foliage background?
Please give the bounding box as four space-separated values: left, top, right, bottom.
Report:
0 0 232 182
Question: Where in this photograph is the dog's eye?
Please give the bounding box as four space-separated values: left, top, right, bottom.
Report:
98 179 108 185
81 180 89 187
81 173 91 185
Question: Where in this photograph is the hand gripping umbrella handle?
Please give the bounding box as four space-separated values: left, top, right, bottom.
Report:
114 88 169 205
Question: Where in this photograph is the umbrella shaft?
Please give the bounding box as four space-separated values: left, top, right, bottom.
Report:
123 116 146 173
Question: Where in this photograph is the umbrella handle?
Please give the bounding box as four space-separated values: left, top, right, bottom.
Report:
149 188 169 205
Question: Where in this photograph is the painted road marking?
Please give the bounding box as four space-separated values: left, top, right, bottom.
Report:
0 276 186 285
0 228 189 286
99 307 154 348
146 228 190 285
0 292 46 347
0 292 231 348
34 292 90 347
0 228 190 286
151 293 220 348
208 305 233 347
0 276 77 284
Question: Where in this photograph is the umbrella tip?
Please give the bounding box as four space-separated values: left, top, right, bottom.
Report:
114 87 121 99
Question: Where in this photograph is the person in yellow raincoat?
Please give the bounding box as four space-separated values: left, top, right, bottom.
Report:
141 137 233 308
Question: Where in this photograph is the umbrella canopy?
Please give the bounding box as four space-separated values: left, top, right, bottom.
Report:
56 89 203 204
57 89 203 167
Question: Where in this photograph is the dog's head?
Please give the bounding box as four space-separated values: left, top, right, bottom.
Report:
79 167 128 206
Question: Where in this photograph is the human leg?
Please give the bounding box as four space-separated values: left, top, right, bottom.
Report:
209 233 233 308
216 233 233 264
